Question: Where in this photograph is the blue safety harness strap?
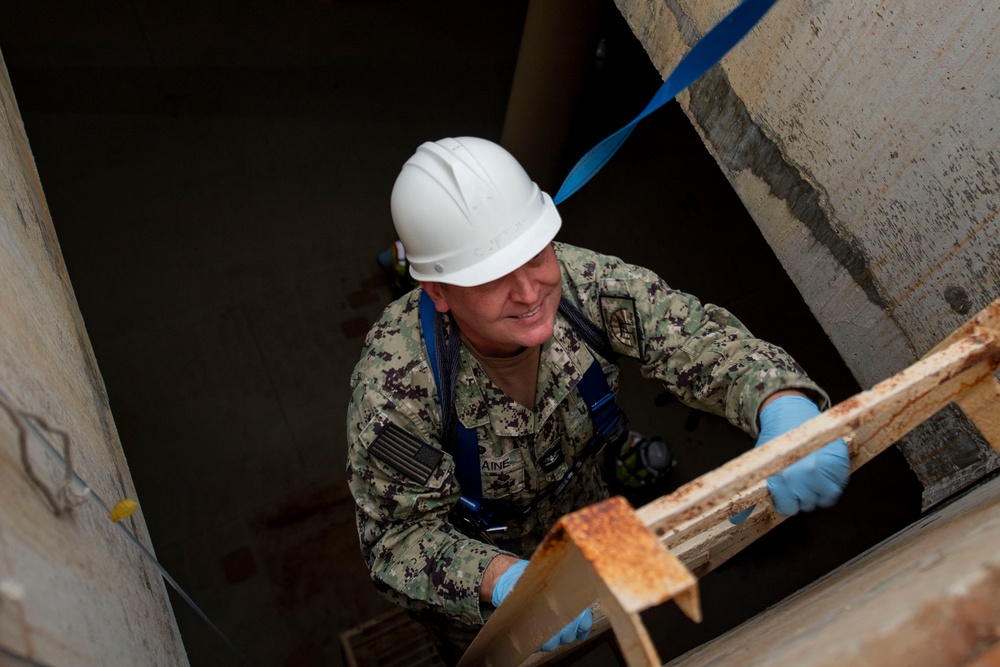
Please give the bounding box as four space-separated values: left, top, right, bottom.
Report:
419 290 623 508
420 290 483 502
577 361 624 446
552 0 780 204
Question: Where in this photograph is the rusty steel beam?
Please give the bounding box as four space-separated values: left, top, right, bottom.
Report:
665 362 1000 580
456 497 699 667
636 320 1000 541
477 297 1000 667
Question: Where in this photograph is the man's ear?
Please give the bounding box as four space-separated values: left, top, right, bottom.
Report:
420 282 451 314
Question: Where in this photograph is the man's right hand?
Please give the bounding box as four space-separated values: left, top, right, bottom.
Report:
489 558 593 653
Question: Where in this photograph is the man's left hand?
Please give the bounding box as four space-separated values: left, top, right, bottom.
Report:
731 394 849 523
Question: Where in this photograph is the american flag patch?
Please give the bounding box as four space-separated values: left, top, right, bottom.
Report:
370 423 444 485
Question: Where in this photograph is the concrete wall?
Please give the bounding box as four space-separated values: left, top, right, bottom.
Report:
0 2 931 662
614 0 1000 507
0 53 187 666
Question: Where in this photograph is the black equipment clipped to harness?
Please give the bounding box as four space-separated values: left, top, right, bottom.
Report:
419 291 629 546
614 432 675 488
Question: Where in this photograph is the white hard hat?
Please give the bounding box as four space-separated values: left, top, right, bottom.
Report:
390 137 562 287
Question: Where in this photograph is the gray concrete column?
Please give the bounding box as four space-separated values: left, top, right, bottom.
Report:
501 0 603 192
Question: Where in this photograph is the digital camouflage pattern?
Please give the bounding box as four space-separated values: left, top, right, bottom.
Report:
345 242 826 645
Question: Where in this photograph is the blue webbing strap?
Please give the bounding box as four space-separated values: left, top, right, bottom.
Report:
548 360 626 499
419 290 483 502
577 361 623 443
419 291 623 509
418 290 441 386
552 0 780 204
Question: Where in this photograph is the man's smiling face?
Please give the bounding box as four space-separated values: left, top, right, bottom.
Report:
422 244 562 357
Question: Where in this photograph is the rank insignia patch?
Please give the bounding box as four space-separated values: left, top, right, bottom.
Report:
539 443 565 474
599 295 642 359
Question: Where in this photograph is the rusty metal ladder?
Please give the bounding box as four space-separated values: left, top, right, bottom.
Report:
458 296 1000 667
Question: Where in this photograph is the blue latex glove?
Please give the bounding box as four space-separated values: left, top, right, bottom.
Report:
492 560 594 652
730 395 850 524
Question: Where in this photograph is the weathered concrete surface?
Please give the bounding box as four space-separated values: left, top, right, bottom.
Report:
665 473 1000 667
615 0 1000 507
0 52 188 666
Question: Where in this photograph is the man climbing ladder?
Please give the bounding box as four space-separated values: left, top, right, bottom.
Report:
346 136 849 664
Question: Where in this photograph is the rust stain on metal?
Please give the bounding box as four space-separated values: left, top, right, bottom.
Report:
561 497 693 605
959 335 999 371
830 396 864 430
533 523 569 562
831 333 999 440
852 363 998 448
560 497 633 554
676 478 705 496
639 478 714 531
663 478 706 506
830 396 862 416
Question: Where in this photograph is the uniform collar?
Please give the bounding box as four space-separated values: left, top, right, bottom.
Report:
453 312 596 436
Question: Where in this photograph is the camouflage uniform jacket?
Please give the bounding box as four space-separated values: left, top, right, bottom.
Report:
346 242 825 627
